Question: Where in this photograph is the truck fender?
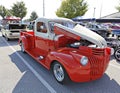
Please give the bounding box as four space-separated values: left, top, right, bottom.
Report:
20 36 29 50
45 52 79 76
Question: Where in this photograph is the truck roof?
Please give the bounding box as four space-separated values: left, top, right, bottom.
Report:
35 17 74 23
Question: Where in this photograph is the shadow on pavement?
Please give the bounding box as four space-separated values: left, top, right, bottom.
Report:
9 51 50 93
60 74 120 93
0 36 19 47
9 51 120 93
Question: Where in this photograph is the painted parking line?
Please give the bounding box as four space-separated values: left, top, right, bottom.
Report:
2 37 57 93
109 63 120 69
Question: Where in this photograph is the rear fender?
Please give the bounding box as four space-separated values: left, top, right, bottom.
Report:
20 36 28 50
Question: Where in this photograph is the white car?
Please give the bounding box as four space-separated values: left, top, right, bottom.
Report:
1 23 27 41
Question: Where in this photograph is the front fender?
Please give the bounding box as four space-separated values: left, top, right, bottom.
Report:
46 51 77 73
45 50 90 80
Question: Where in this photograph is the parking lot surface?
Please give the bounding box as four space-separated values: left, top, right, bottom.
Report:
0 32 120 93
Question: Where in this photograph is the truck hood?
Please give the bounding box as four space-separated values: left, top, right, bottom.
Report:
54 24 107 48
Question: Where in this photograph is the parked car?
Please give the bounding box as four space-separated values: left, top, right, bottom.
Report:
110 25 120 38
86 23 111 38
1 23 27 40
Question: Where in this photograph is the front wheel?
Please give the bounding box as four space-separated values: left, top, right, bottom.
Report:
2 33 4 37
52 62 70 84
114 48 120 61
5 35 9 41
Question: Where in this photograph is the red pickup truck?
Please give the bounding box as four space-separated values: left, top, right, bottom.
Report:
19 17 111 84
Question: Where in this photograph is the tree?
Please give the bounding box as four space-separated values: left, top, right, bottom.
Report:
11 1 27 19
5 9 13 17
56 0 88 19
0 5 8 18
115 0 120 12
29 11 38 21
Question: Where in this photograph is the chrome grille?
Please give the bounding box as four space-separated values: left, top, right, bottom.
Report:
90 48 110 77
89 57 104 76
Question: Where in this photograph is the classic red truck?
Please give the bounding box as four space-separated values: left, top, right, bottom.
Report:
19 17 112 84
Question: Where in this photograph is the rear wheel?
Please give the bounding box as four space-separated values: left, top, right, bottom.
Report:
114 48 120 61
21 42 25 53
52 61 70 84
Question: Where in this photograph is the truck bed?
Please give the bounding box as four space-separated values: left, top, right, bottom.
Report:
20 31 35 49
20 31 46 65
20 31 34 36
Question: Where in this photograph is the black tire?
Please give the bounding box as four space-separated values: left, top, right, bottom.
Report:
5 35 9 41
114 48 120 61
2 33 4 37
51 61 70 84
21 42 26 53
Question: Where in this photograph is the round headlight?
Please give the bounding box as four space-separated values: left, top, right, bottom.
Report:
80 56 88 66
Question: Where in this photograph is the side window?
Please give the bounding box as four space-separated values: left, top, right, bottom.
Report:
49 22 55 32
91 25 94 28
4 25 9 30
37 22 47 33
96 25 99 28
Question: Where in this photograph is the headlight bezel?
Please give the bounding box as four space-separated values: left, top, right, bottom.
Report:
80 56 88 66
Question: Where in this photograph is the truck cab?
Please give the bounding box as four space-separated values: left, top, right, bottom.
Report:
19 17 111 84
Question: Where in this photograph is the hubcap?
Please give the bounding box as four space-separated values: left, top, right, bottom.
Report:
21 43 25 52
115 49 120 60
53 63 64 82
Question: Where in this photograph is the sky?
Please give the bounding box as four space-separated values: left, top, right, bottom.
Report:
0 0 119 19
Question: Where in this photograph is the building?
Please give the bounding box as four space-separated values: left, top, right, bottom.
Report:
101 12 120 18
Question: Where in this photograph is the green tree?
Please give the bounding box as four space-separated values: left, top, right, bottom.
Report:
0 5 8 18
56 0 88 19
29 11 38 21
6 9 13 17
115 0 120 12
11 1 27 19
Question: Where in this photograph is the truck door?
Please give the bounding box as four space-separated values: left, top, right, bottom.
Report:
35 21 49 55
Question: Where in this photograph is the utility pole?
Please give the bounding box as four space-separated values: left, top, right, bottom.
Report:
93 7 96 18
43 0 45 17
99 1 103 18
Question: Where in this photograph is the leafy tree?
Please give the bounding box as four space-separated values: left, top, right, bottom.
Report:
0 5 8 18
115 0 120 12
29 11 38 21
6 9 13 17
11 1 27 19
56 0 88 19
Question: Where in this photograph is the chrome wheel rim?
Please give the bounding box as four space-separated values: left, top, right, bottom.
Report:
53 63 64 82
115 49 120 60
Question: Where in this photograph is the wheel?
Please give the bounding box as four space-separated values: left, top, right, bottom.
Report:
5 35 9 41
21 42 25 53
52 62 70 84
2 33 4 37
114 48 120 61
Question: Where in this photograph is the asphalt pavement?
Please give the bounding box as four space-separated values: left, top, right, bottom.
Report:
0 32 120 93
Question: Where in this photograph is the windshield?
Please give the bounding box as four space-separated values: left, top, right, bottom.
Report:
9 24 27 29
48 21 76 32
